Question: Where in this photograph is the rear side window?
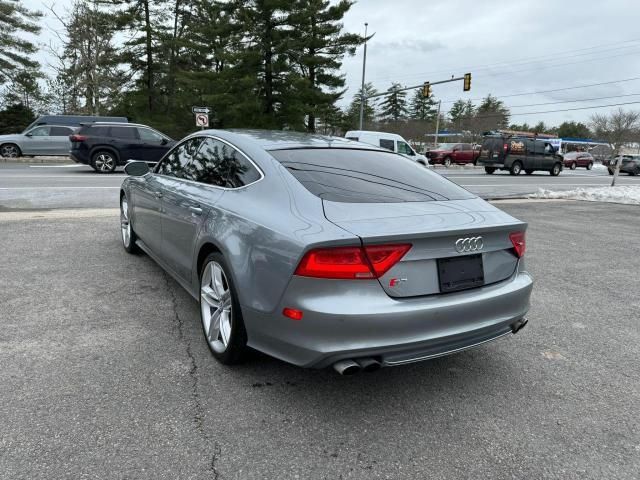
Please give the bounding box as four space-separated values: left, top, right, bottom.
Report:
110 127 138 139
270 148 475 203
379 139 395 151
89 126 110 136
192 138 261 188
50 126 73 136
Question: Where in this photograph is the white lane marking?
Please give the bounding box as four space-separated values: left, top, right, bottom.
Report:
28 164 84 168
0 187 120 190
460 183 638 187
1 175 125 178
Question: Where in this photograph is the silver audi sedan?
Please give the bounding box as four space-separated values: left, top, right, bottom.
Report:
120 130 533 374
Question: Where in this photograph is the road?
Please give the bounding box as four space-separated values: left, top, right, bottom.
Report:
1 201 638 479
2 161 640 210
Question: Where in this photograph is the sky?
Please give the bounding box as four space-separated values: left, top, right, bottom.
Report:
21 0 640 128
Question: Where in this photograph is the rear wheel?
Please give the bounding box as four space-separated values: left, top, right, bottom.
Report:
550 163 561 176
525 169 534 175
443 157 452 167
484 167 496 175
509 161 522 176
92 150 117 173
0 143 21 158
570 162 577 170
200 253 247 365
586 162 593 170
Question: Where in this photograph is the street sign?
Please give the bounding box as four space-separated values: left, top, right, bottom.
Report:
195 113 209 127
192 106 211 114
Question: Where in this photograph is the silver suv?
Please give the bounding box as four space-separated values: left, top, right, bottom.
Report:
0 125 77 158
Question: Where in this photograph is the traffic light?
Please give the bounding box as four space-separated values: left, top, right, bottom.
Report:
463 73 472 91
422 82 432 98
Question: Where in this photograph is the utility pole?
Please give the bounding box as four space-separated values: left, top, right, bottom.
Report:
434 100 442 147
358 23 368 130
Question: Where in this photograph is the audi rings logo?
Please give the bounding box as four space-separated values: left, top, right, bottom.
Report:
455 236 483 253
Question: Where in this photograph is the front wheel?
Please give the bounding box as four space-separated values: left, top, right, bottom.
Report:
120 194 139 254
200 253 247 365
586 162 593 170
484 167 496 175
550 163 562 176
443 157 452 168
0 143 21 158
570 162 577 170
509 161 522 176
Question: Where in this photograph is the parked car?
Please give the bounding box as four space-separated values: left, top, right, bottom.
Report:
344 130 430 166
0 125 78 158
562 151 594 170
426 143 480 167
477 134 563 176
25 115 128 131
70 122 175 173
605 154 640 176
120 130 532 373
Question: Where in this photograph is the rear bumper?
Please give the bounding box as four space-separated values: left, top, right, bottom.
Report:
70 152 89 165
242 267 533 368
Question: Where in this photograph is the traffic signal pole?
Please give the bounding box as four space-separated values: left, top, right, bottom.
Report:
362 75 470 101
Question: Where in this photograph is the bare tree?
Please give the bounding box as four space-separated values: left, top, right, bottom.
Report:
590 108 640 186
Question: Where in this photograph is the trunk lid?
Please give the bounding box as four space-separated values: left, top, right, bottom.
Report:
322 197 525 298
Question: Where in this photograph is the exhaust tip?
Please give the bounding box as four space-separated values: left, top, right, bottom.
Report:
356 357 382 373
333 359 361 375
511 318 528 334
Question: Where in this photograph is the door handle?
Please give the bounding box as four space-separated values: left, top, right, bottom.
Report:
189 205 203 216
154 191 163 199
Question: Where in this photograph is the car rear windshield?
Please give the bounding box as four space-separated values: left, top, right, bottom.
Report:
269 148 475 203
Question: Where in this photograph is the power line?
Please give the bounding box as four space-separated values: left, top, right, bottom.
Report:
462 100 640 120
510 93 640 108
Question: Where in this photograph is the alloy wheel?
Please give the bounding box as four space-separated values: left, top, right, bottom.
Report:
95 153 115 172
1 145 19 158
200 261 233 353
120 197 131 247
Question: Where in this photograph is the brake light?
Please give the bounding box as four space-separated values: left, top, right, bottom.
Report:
294 244 411 280
509 231 526 258
503 143 509 153
70 134 87 142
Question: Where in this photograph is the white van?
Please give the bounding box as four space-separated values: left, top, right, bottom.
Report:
344 130 430 166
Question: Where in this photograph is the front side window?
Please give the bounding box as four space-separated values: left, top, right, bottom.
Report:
138 128 164 142
156 137 205 180
270 148 475 203
191 138 261 188
397 141 414 155
379 139 395 151
28 126 50 137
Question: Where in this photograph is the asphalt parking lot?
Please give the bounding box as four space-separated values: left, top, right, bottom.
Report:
1 199 638 479
3 161 640 210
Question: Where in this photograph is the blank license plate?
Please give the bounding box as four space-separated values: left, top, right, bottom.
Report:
437 254 484 293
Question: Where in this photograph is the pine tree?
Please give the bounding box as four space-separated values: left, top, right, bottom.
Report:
287 0 363 132
0 0 42 83
409 90 437 121
346 82 378 128
380 83 408 122
476 94 510 128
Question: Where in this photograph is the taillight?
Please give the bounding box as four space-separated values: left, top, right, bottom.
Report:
509 231 526 258
70 134 87 142
503 143 509 153
294 244 411 280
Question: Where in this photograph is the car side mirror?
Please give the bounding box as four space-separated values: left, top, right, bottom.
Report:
25 133 33 137
124 161 150 176
161 138 168 145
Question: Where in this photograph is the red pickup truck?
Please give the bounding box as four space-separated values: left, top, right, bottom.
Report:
426 143 480 167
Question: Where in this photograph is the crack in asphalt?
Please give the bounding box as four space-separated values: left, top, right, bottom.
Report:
162 272 221 479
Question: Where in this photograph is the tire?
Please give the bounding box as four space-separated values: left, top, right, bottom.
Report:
608 168 614 175
550 163 561 176
92 150 117 173
509 161 522 176
484 167 496 175
586 162 593 171
443 156 452 168
0 143 21 158
199 253 247 365
570 162 577 170
525 169 534 175
120 194 139 254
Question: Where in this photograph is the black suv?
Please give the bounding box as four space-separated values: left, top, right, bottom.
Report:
70 123 175 173
477 134 563 176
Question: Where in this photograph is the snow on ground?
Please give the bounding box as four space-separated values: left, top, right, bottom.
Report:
531 186 640 205
591 163 607 171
